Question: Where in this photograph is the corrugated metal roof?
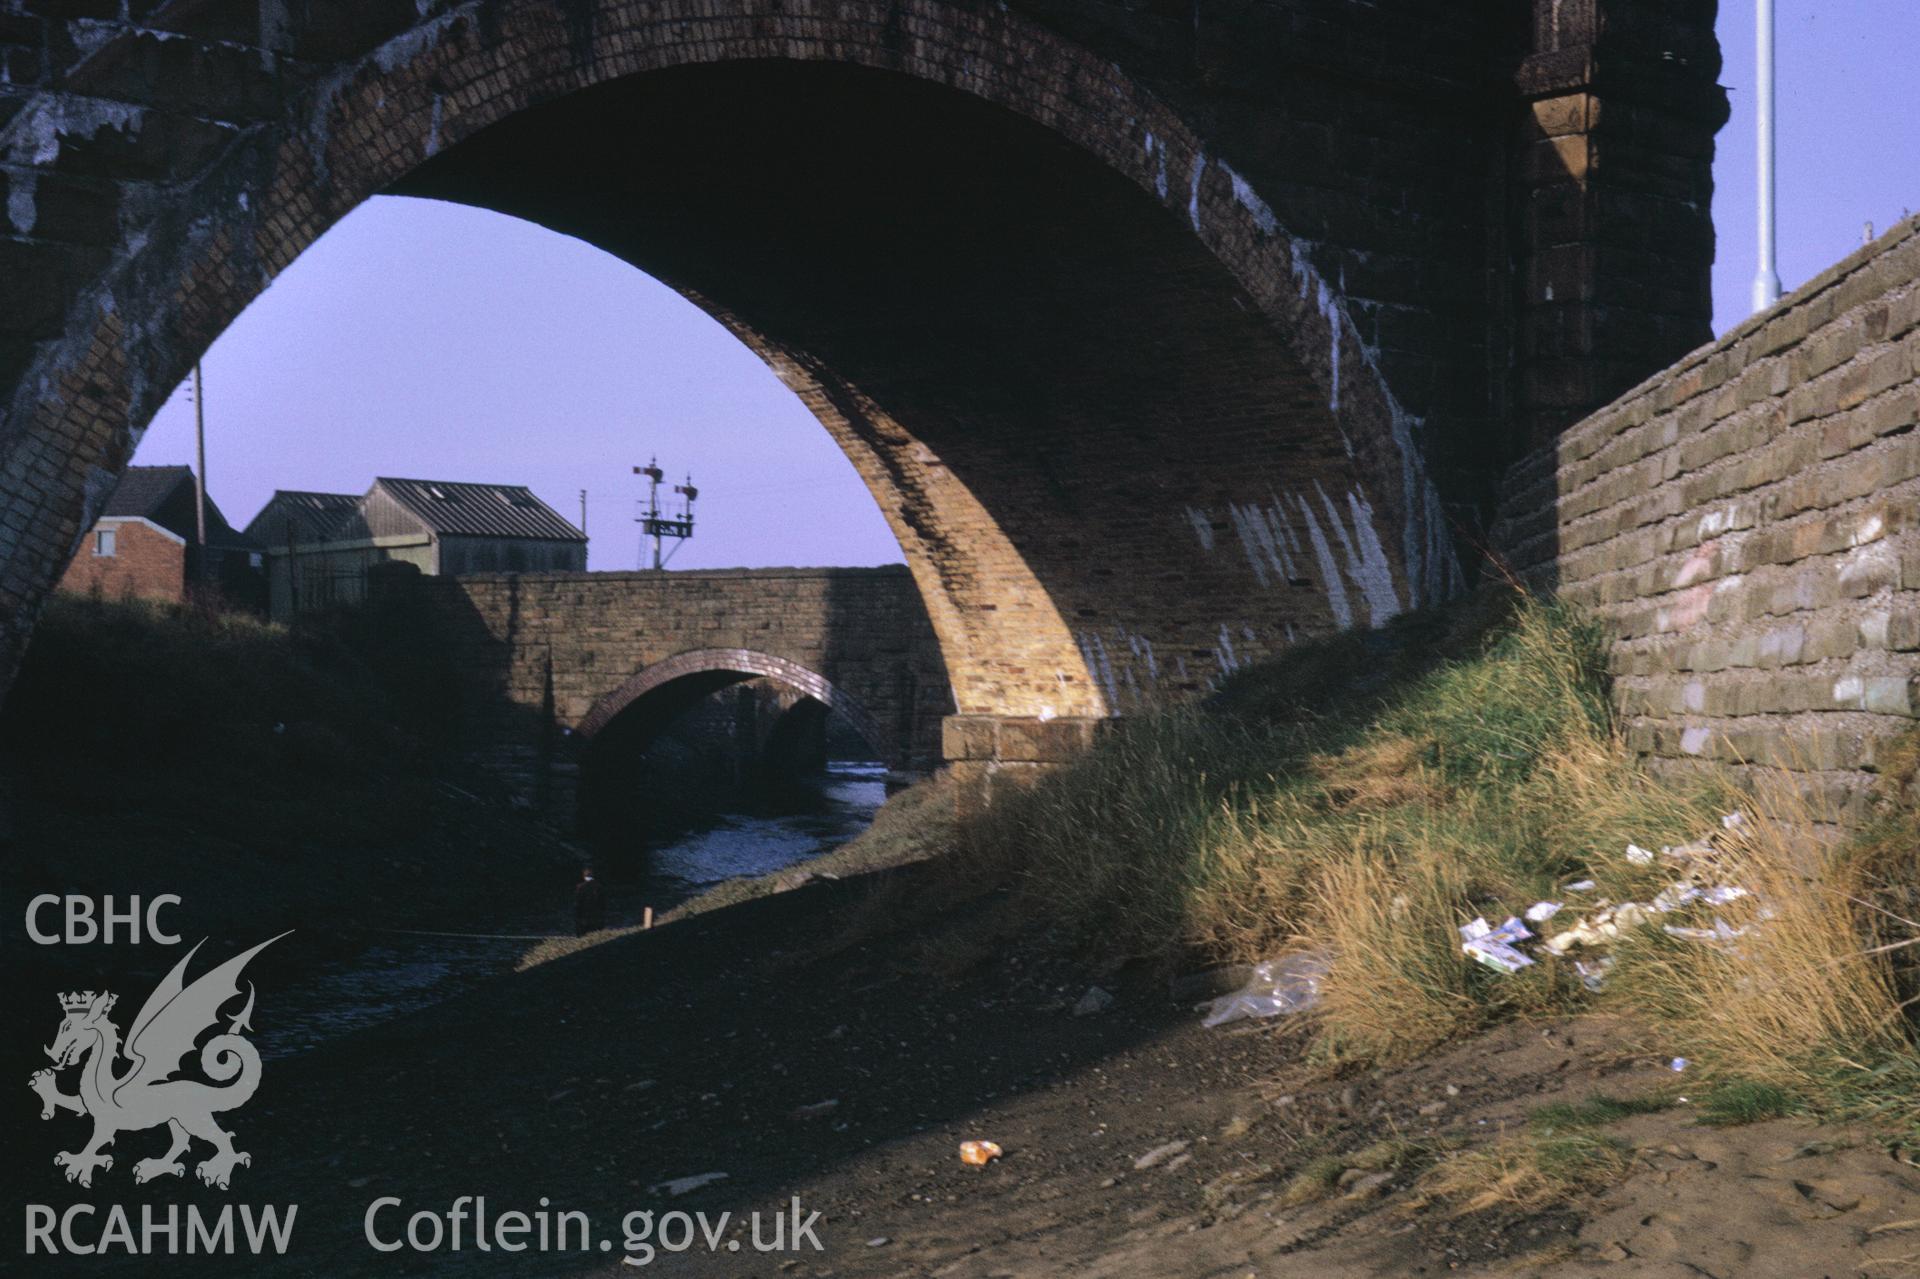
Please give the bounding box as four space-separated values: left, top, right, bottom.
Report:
245 490 360 544
372 478 586 542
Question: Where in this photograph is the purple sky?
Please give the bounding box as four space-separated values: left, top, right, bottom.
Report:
134 4 1920 570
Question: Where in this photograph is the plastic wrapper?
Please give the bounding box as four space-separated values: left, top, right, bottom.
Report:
1201 952 1329 1027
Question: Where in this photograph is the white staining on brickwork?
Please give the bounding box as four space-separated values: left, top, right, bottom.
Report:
1077 631 1120 711
1143 132 1170 200
1340 487 1402 625
2 96 145 166
1319 280 1341 412
7 169 34 235
1188 151 1206 234
1683 681 1706 712
1834 675 1865 708
1127 629 1159 681
1680 726 1712 756
1281 241 1463 612
1215 622 1241 674
1296 498 1352 631
1218 161 1279 236
1851 512 1886 546
1227 500 1296 587
1185 505 1215 551
371 9 461 73
1214 484 1402 630
426 95 444 157
1162 152 1459 611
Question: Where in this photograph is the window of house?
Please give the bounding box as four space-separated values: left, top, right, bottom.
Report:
94 527 116 557
249 552 264 569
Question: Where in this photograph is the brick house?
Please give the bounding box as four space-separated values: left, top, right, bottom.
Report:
246 478 587 620
56 465 264 609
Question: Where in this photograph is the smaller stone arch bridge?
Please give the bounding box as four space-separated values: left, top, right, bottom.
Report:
413 565 952 815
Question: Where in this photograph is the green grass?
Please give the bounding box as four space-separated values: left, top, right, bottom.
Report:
949 589 1735 1057
1414 1091 1669 1213
1528 1092 1675 1133
1694 1080 1803 1127
928 591 1920 1142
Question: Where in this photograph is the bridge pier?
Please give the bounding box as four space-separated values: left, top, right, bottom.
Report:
942 715 1109 818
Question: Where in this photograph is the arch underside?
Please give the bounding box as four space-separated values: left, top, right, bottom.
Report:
0 0 1458 734
395 59 1438 712
578 648 890 765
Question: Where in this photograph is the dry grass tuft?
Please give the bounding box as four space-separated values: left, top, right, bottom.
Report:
1417 1127 1633 1214
1277 1136 1446 1207
1610 764 1920 1128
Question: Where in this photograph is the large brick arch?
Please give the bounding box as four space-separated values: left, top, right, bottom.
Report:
577 647 887 762
0 0 1729 801
0 0 1458 733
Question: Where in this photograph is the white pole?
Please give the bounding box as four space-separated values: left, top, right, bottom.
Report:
1751 0 1783 313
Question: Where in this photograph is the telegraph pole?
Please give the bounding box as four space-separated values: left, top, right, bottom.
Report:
1752 0 1783 313
192 362 209 551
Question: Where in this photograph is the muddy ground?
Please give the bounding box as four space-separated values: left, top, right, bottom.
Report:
8 865 1920 1277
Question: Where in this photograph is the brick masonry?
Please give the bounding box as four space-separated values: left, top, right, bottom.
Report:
417 565 952 804
0 0 1726 804
52 515 184 603
1495 218 1920 819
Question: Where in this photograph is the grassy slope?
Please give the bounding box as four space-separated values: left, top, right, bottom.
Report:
911 589 1920 1138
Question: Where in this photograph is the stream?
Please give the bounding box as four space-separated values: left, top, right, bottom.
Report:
256 760 889 1057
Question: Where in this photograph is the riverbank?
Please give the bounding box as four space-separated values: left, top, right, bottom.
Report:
11 863 1920 1277
10 592 1920 1277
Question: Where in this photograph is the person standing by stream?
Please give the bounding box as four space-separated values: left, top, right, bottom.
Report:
574 865 607 935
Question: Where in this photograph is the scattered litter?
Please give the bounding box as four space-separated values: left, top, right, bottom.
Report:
866 1237 891 1248
790 1099 840 1120
1670 1058 1689 1073
1662 919 1750 944
648 1172 728 1197
1133 1140 1191 1171
1574 957 1615 990
1626 843 1656 865
1202 952 1328 1027
1524 900 1562 923
1460 917 1534 974
1073 986 1116 1017
1722 811 1746 831
959 1140 1004 1166
1566 880 1597 892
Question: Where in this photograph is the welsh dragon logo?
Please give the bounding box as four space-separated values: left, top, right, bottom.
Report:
28 933 288 1189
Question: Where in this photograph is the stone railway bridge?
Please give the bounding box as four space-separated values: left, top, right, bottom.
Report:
3 0 1913 814
413 565 952 812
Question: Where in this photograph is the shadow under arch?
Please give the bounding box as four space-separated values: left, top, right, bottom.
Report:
2 0 1458 740
574 647 893 852
576 648 889 764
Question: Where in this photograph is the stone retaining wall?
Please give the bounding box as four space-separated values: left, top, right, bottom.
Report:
1495 220 1920 818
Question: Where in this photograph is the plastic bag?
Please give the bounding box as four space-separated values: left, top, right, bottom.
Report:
1202 952 1329 1027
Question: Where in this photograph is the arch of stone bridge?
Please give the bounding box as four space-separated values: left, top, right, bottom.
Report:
0 0 1463 765
576 648 889 766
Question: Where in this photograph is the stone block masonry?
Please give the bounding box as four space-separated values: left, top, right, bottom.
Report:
415 565 953 807
1496 219 1920 819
